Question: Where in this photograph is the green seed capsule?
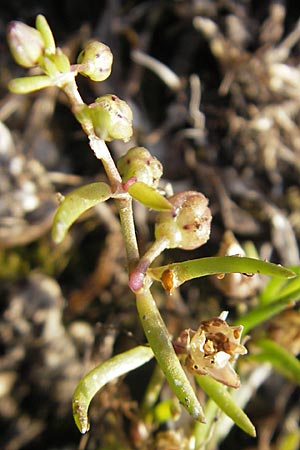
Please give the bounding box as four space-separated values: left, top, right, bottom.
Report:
117 147 163 187
155 191 212 250
77 41 113 82
89 94 133 142
7 21 44 68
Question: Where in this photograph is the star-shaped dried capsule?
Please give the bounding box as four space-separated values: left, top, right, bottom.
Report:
174 316 247 388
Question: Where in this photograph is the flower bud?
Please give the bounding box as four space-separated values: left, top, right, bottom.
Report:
89 94 133 142
77 41 113 82
155 191 212 250
117 147 163 187
7 21 44 68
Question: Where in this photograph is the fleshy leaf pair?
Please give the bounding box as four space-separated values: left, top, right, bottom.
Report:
51 180 172 244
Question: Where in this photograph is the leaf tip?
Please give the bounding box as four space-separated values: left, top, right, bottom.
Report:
247 423 257 438
72 398 90 434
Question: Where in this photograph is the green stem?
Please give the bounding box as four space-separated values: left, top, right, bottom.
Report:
136 284 205 422
129 237 169 291
62 76 84 104
88 136 123 191
117 196 140 273
60 67 140 272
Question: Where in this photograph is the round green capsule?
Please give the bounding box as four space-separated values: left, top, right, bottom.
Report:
89 94 133 142
117 146 163 187
77 41 113 82
155 191 212 250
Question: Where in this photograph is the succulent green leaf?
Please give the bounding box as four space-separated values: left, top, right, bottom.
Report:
259 277 289 305
35 14 56 54
278 429 300 450
72 346 154 433
196 375 256 437
52 182 112 243
250 339 300 384
148 256 296 289
8 75 52 94
128 182 172 211
136 289 206 423
238 287 300 334
260 267 300 305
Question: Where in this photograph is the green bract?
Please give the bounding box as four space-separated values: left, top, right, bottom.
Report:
8 75 52 94
127 181 172 211
35 15 56 54
43 50 71 76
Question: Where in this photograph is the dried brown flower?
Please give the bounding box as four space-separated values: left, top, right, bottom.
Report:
174 314 247 388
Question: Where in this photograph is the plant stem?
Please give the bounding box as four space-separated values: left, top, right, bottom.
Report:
117 196 140 273
129 237 169 291
88 136 123 191
61 77 140 270
62 76 84 105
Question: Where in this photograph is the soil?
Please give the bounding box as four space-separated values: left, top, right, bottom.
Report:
0 1 300 449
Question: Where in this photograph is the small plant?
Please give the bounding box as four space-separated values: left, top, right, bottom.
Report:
7 15 300 447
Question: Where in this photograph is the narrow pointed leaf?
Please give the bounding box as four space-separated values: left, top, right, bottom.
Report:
52 182 111 243
72 346 154 433
128 181 172 211
148 256 296 290
260 269 300 305
259 276 289 304
278 430 300 450
251 339 300 384
238 288 300 334
270 273 300 302
196 375 256 437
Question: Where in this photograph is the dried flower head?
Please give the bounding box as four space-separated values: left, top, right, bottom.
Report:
174 315 247 388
